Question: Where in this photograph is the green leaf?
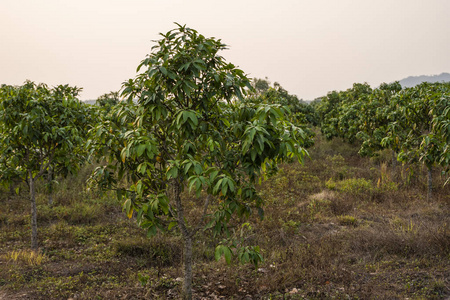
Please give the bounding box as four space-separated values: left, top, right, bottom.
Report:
221 178 229 195
166 166 179 179
168 221 177 230
136 144 146 157
214 245 232 264
194 163 202 175
116 189 123 201
167 71 177 80
136 180 143 195
250 149 257 162
188 176 198 192
223 246 232 264
184 162 193 174
214 245 222 261
137 163 147 174
213 178 223 194
209 170 219 182
147 225 157 237
227 179 235 192
123 198 132 217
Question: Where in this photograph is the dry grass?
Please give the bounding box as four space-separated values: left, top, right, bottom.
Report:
0 134 449 299
2 250 48 266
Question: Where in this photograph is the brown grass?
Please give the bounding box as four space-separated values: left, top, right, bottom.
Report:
0 134 449 299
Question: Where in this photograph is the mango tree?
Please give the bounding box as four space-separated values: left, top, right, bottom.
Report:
357 82 402 171
87 24 309 300
382 82 449 199
318 83 372 144
0 81 91 251
317 90 344 140
46 84 93 205
246 81 316 148
432 83 450 184
95 91 120 112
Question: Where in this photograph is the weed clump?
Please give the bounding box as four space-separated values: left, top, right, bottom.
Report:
2 250 47 266
326 178 373 195
337 215 358 227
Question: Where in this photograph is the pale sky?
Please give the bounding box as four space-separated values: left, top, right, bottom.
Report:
1 0 449 100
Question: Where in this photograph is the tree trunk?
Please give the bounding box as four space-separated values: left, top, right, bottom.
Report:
183 235 193 300
427 166 432 201
29 170 38 252
172 179 193 300
48 167 53 206
9 182 15 200
391 150 397 179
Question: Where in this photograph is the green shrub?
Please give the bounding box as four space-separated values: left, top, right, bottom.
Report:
337 215 358 227
326 178 373 195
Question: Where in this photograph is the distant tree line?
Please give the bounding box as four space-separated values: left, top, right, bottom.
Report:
316 81 450 199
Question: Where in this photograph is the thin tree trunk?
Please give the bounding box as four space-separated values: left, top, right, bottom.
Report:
183 235 193 300
9 182 15 200
427 166 432 201
29 170 38 252
48 167 53 206
172 179 193 300
391 150 397 179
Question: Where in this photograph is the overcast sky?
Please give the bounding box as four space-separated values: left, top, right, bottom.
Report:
1 0 449 100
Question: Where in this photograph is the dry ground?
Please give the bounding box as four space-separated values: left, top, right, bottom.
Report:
0 135 449 299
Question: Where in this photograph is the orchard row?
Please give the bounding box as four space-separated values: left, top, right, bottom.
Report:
316 81 450 198
1 24 448 299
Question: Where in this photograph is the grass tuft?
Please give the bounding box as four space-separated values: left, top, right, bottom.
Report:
2 250 47 266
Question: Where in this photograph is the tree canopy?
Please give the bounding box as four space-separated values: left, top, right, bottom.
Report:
0 81 92 250
87 24 310 300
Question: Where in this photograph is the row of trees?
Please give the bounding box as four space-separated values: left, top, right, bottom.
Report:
0 82 92 250
317 81 450 198
1 24 448 300
0 25 312 300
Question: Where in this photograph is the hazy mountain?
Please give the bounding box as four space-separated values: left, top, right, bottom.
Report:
82 100 97 105
398 72 450 88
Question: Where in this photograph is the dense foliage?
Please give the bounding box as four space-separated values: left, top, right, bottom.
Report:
0 81 92 250
87 25 309 299
317 81 450 197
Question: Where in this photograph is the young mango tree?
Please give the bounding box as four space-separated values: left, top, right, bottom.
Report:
246 80 316 147
423 83 450 189
317 90 345 140
317 83 372 144
0 81 91 251
45 84 93 205
357 82 403 170
95 91 121 113
382 82 449 199
336 83 373 144
87 25 309 300
432 85 450 184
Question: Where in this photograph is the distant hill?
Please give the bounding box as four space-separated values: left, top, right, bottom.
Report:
398 72 450 88
82 100 97 105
